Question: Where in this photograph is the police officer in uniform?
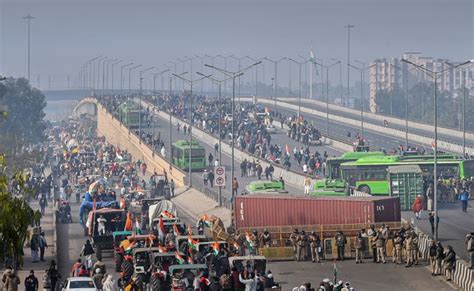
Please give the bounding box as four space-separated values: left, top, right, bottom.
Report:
309 231 321 263
296 230 308 261
260 229 272 248
367 225 377 262
393 231 404 264
290 229 299 261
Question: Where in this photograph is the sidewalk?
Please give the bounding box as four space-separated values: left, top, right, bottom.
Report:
0 201 56 288
171 187 232 227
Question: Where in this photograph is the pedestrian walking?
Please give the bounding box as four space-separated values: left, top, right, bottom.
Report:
429 240 437 275
39 195 47 216
203 170 209 186
208 171 215 188
170 179 175 197
48 261 61 291
435 242 445 275
208 153 214 166
460 188 469 212
39 232 48 262
412 195 423 219
3 269 20 291
24 270 39 291
30 234 40 263
426 185 434 211
214 143 219 155
232 178 239 196
80 240 95 270
303 176 311 195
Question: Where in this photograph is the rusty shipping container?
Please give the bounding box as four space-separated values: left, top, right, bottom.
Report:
234 195 401 229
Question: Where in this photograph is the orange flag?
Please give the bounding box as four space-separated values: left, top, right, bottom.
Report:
124 211 133 231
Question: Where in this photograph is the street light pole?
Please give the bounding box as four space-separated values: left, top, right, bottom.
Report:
111 60 122 96
120 63 133 97
345 24 355 107
264 57 286 111
168 72 188 171
348 63 376 139
154 69 170 94
243 56 262 102
288 58 305 117
205 61 262 195
314 60 341 136
402 58 471 241
172 73 210 187
139 66 154 136
23 14 35 82
331 58 343 106
197 72 235 206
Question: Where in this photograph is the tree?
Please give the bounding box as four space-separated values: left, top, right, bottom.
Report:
0 77 47 155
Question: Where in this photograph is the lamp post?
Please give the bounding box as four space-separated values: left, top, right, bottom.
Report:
128 65 142 97
230 56 249 104
197 72 235 206
205 61 262 194
172 73 210 187
86 56 100 91
264 57 286 110
168 72 188 171
96 57 107 95
402 58 471 241
94 56 106 93
120 63 133 97
243 56 262 102
23 14 35 82
154 69 170 94
138 67 154 135
102 58 115 97
110 60 122 96
288 58 306 117
314 60 341 135
331 58 343 106
348 63 376 139
345 24 355 107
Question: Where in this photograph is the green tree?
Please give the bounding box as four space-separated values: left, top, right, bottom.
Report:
0 78 47 155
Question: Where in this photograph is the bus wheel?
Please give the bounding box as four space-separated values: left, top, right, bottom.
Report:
358 185 371 194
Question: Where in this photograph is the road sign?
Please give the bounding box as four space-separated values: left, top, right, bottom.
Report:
214 166 225 187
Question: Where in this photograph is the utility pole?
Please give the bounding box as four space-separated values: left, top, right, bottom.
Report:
345 24 355 107
23 14 35 82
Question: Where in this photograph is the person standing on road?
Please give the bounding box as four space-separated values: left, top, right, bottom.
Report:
444 245 456 281
412 195 423 219
374 231 386 264
170 179 175 197
80 240 95 270
39 195 47 216
39 232 48 262
24 270 39 291
465 232 474 269
309 231 321 263
48 261 60 291
460 188 469 212
428 212 439 237
232 178 239 196
289 229 299 261
393 231 403 264
203 170 209 186
335 231 347 261
367 225 377 263
303 176 311 195
208 171 215 188
30 234 40 263
354 232 364 264
435 242 445 276
208 153 214 166
429 240 437 276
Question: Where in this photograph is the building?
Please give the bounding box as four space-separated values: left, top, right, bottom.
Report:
369 53 473 113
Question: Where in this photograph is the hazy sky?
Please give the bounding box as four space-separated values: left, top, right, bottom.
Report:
1 0 473 89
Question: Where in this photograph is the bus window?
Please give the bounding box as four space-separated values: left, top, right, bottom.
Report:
463 160 474 178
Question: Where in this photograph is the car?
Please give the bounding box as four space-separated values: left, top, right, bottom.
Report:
61 277 97 291
266 124 277 134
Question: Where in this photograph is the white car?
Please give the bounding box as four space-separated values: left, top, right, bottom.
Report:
61 277 97 291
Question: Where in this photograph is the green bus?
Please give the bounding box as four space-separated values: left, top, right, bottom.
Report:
340 155 474 195
312 151 385 194
118 102 142 128
171 140 206 171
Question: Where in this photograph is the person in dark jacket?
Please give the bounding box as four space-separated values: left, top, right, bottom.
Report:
231 267 245 291
48 261 61 291
444 245 456 281
335 231 347 261
24 270 39 291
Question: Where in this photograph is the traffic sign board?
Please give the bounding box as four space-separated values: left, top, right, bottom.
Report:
214 166 226 187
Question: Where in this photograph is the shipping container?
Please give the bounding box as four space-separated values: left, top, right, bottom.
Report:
233 195 400 229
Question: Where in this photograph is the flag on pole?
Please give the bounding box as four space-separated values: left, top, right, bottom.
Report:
333 260 338 284
200 214 212 228
175 251 185 265
135 217 142 235
187 255 193 264
158 245 167 253
173 224 182 236
245 232 254 252
124 211 133 231
212 241 220 256
161 210 175 218
188 235 199 251
158 217 165 241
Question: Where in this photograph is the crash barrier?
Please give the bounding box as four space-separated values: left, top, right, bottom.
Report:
417 231 474 290
192 182 232 210
350 189 372 197
275 97 474 144
96 102 186 187
259 247 294 261
140 99 307 191
258 99 474 155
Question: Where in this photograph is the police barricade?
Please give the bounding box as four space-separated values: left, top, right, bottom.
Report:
453 260 474 291
259 247 294 261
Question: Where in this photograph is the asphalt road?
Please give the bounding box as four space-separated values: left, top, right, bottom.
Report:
144 107 342 196
280 97 474 148
402 200 474 262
